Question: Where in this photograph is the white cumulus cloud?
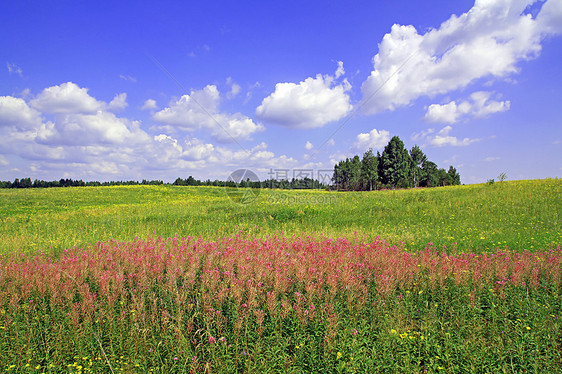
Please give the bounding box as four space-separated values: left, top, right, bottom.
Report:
141 99 157 110
424 91 510 124
361 0 562 115
108 93 128 111
0 96 42 129
0 83 301 182
30 82 105 114
36 111 149 146
428 126 480 147
256 62 352 129
153 85 264 142
354 128 391 151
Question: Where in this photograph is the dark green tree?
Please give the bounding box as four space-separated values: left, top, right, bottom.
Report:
409 145 427 188
360 148 379 191
379 136 412 188
332 159 348 189
420 161 439 187
173 177 186 186
349 155 362 190
186 176 197 186
437 168 450 186
448 166 461 185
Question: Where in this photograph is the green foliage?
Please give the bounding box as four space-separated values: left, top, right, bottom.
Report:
410 145 427 188
448 166 461 185
361 149 379 191
333 136 459 191
380 136 412 188
332 157 362 191
421 161 439 187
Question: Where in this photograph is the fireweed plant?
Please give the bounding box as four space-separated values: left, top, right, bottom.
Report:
1 234 561 373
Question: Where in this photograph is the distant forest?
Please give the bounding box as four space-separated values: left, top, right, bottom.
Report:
332 136 460 191
1 136 459 191
0 176 328 190
0 178 165 189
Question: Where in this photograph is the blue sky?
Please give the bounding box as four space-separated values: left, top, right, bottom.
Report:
1 0 561 184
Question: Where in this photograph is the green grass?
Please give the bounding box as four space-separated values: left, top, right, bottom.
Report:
0 179 561 372
0 178 560 256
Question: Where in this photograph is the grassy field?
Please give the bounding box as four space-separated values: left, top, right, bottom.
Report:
0 178 560 256
0 179 561 373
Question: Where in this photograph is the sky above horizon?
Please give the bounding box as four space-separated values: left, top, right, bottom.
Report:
1 0 561 185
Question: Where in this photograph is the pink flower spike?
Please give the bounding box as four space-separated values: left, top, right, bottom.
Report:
219 336 226 343
208 336 217 344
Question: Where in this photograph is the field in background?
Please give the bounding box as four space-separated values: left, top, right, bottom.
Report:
0 178 560 256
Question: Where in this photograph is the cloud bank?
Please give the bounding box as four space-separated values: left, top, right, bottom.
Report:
360 0 562 114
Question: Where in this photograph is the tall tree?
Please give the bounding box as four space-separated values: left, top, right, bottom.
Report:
409 145 427 188
379 136 412 188
447 166 461 185
332 159 350 189
349 155 362 191
437 168 450 186
420 160 439 187
360 149 379 191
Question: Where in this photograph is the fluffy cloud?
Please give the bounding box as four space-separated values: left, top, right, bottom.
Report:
153 85 264 142
30 82 105 114
151 134 215 164
424 91 510 124
226 77 242 99
354 128 391 151
428 126 480 147
141 99 157 110
0 96 42 129
36 111 149 146
424 102 461 125
108 93 128 111
0 83 151 167
305 141 314 150
0 82 301 182
361 0 561 115
256 62 352 129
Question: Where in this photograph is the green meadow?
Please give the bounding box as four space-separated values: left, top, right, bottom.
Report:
0 178 560 256
0 179 561 373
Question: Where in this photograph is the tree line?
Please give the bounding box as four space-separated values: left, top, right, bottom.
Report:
0 178 164 189
332 136 460 191
0 176 328 190
173 176 327 189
